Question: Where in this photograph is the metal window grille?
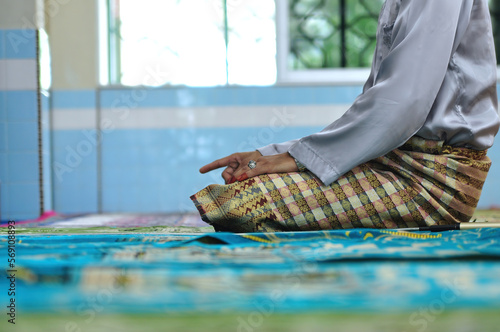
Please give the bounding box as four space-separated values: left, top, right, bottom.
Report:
288 0 384 69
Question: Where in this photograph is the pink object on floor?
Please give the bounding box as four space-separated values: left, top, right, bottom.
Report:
0 211 59 227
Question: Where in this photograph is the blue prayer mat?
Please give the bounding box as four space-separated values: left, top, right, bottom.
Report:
1 228 500 314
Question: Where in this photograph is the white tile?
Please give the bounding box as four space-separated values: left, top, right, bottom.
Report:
50 104 351 130
51 108 96 130
4 59 37 90
98 104 350 130
0 59 6 90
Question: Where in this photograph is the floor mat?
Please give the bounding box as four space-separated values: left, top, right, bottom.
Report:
1 212 210 228
2 229 500 315
2 213 500 331
0 213 214 234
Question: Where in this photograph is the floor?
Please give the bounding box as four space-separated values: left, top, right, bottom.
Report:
1 210 500 332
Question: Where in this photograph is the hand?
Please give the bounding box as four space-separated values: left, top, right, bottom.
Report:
199 152 299 184
199 151 263 184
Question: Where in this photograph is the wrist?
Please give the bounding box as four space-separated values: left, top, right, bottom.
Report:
293 157 307 172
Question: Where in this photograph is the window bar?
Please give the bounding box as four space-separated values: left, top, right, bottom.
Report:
340 0 347 67
36 30 44 216
223 0 229 84
108 0 122 84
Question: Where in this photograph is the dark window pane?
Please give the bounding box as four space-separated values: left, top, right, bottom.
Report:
490 0 500 64
289 0 500 69
288 0 384 69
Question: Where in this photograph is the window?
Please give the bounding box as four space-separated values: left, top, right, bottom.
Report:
106 0 276 87
104 0 500 87
287 0 382 69
489 0 500 65
277 0 383 84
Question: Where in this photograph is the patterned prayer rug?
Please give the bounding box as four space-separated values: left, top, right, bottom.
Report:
2 212 500 331
2 228 500 316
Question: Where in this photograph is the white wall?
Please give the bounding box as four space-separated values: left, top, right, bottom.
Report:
0 0 43 29
45 0 99 90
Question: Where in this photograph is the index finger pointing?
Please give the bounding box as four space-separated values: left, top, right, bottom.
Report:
199 156 238 174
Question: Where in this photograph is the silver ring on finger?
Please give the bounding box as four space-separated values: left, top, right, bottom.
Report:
248 160 257 169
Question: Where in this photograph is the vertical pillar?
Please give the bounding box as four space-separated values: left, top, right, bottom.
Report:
339 0 347 68
0 0 51 221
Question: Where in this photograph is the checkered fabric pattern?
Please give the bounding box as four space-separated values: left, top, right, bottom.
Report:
191 137 491 232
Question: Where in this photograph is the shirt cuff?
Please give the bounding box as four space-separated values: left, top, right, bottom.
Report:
257 139 298 156
288 140 341 186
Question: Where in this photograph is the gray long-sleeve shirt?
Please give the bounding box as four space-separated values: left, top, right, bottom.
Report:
259 0 500 186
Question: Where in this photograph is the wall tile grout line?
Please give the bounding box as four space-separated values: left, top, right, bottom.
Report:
36 30 44 217
96 87 103 213
48 85 55 217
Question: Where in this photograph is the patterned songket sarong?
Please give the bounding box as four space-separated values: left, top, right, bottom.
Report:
191 137 492 232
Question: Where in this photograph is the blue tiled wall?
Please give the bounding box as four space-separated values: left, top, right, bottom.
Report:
49 84 500 215
41 91 52 213
51 86 345 214
52 90 96 109
6 50 500 217
93 86 357 213
0 30 4 58
0 29 42 221
51 90 97 214
4 29 37 59
99 126 321 213
52 129 99 214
